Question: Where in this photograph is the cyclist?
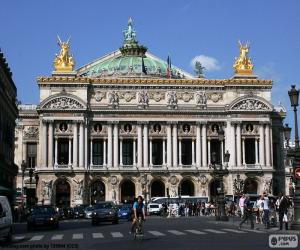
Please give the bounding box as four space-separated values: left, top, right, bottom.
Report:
131 195 146 234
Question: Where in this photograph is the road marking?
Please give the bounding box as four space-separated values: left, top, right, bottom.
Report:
72 233 83 239
29 235 44 241
51 234 64 240
242 228 266 233
92 233 104 238
222 228 246 234
167 230 186 235
111 232 123 238
14 235 25 240
203 229 226 234
148 231 166 236
185 230 207 235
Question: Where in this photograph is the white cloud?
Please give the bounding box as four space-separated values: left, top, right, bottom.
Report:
190 55 221 71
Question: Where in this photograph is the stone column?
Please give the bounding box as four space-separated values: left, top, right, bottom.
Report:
79 122 84 168
167 124 172 167
201 124 207 167
103 139 107 166
119 139 123 166
236 123 242 167
230 122 236 167
221 140 224 164
137 124 143 168
259 123 265 166
48 121 53 168
172 123 178 167
143 124 148 167
107 124 113 167
196 123 201 167
54 137 58 166
255 138 259 165
73 122 78 167
242 138 245 165
192 139 195 166
179 139 182 166
149 139 153 166
207 139 211 166
163 139 166 165
265 123 271 166
84 121 88 169
90 139 93 166
133 139 136 166
42 121 47 167
68 138 72 166
113 123 119 167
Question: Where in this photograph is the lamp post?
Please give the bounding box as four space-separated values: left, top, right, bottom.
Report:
21 161 27 207
28 168 33 212
211 150 230 221
283 123 292 148
34 173 39 205
287 84 300 230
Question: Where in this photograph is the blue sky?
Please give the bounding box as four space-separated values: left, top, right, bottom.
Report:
1 0 299 131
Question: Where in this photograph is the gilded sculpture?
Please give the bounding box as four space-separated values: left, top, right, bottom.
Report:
54 36 75 72
233 41 254 75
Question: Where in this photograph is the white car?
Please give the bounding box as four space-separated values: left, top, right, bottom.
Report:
0 196 13 242
147 203 162 215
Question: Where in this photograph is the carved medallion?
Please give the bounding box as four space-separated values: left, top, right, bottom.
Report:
109 176 118 185
208 92 222 103
169 176 178 185
94 91 105 102
199 175 208 185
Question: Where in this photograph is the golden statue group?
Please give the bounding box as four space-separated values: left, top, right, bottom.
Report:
53 36 75 72
233 41 254 75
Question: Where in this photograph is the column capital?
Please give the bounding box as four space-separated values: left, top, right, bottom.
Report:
231 121 242 126
108 121 119 125
196 121 207 125
167 121 178 125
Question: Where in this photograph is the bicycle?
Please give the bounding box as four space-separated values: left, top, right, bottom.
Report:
133 216 144 239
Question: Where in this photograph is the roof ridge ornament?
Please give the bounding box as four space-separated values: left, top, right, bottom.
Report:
123 17 137 45
233 41 254 75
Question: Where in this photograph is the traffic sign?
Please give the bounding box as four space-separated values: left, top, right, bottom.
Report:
295 168 300 180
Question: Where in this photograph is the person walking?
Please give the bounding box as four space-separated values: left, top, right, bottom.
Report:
262 193 270 229
238 194 254 230
239 194 245 217
278 193 290 230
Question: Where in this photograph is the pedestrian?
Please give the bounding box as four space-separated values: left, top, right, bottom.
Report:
262 192 270 229
239 193 245 217
278 193 290 230
238 194 254 230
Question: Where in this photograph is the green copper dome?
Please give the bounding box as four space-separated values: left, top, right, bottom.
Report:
77 18 193 79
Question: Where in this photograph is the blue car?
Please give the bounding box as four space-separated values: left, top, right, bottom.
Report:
118 204 132 220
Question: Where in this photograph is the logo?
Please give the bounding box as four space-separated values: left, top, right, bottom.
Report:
269 235 298 248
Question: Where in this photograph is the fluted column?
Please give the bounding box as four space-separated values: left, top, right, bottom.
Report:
242 138 245 165
73 122 78 167
236 123 242 167
265 123 271 166
133 139 136 166
196 124 201 167
167 124 172 167
79 122 84 168
137 124 143 168
84 122 88 169
192 139 195 166
22 142 27 164
48 121 53 168
90 139 93 166
163 139 166 165
149 139 153 166
68 138 72 166
179 139 182 166
172 123 178 167
42 121 47 167
107 124 113 167
259 123 265 166
230 122 236 167
113 123 119 168
201 124 207 167
255 138 259 165
221 140 224 164
54 137 58 166
207 139 211 166
143 124 148 167
103 139 107 166
119 139 123 166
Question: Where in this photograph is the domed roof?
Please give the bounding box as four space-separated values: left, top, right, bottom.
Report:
77 18 193 79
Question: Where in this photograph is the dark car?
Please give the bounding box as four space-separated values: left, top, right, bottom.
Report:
57 208 66 220
91 202 119 225
27 205 59 230
64 207 74 219
73 206 85 219
118 204 132 220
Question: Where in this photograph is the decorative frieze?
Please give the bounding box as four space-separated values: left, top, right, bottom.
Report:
231 98 271 111
42 97 84 110
23 126 39 139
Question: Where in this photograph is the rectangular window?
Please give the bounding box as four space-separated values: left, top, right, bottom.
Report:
27 143 37 168
210 139 221 164
182 139 192 165
58 139 69 165
93 140 103 165
245 138 255 164
122 140 133 165
152 139 163 165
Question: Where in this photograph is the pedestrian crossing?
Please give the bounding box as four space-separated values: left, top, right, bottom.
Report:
13 228 266 242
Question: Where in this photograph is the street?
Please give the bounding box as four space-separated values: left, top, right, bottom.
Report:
1 216 296 250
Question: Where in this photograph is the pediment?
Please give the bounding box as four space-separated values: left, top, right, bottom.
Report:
229 95 273 112
40 93 86 110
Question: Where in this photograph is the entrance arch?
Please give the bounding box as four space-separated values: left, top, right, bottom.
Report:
55 179 70 208
179 179 194 196
90 180 105 205
120 180 135 203
151 180 165 197
209 179 221 202
243 178 258 194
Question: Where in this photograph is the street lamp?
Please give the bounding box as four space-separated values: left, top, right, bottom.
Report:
34 173 39 205
21 161 26 207
210 150 230 221
287 84 300 230
28 168 33 212
283 123 292 148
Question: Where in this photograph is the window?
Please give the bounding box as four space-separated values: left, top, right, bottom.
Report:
123 140 133 165
245 138 255 164
93 140 103 165
152 139 163 165
27 143 37 168
58 139 69 165
182 139 192 165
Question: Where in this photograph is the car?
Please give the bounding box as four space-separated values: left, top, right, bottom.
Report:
27 205 59 230
84 206 94 219
57 208 66 220
73 206 85 219
118 204 132 220
0 196 13 243
64 207 74 219
91 202 119 226
147 203 162 215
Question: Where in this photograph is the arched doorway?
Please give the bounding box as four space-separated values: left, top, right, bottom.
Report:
90 180 105 205
243 178 258 194
179 179 194 196
209 179 221 203
120 180 135 203
151 180 165 197
55 179 70 208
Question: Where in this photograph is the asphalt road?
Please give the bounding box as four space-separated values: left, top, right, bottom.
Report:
0 217 298 250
